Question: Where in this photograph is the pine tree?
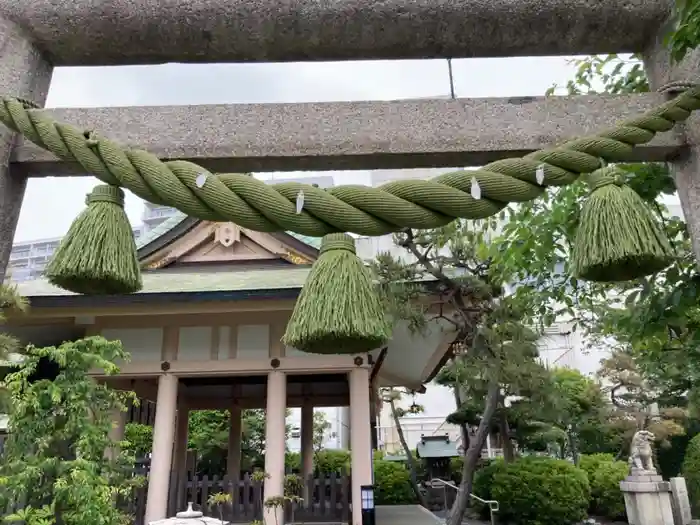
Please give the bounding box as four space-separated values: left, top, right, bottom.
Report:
372 221 542 525
597 347 687 455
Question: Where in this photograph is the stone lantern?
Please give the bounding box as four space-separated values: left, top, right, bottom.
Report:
149 503 230 525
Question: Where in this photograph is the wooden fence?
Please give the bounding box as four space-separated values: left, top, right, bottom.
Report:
161 471 351 524
3 471 351 524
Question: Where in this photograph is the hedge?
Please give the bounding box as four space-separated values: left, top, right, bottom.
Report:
373 460 416 505
579 454 627 520
480 457 590 525
683 434 700 516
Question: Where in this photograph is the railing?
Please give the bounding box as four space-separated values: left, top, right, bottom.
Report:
426 478 499 525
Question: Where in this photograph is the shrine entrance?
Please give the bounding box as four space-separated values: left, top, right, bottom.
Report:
121 373 353 524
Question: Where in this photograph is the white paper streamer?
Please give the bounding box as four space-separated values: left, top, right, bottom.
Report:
296 190 305 214
471 177 481 200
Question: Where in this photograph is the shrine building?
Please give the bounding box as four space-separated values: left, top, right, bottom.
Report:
4 213 456 525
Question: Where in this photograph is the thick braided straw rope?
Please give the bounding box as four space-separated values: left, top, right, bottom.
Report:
4 88 700 236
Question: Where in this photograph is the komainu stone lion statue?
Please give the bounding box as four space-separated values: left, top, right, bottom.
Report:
628 430 656 473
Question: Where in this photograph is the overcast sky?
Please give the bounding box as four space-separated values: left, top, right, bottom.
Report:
15 56 586 242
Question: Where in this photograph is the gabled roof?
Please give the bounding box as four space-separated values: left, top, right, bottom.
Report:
16 214 323 298
136 212 190 249
136 212 321 271
135 211 323 252
416 435 460 458
19 266 313 297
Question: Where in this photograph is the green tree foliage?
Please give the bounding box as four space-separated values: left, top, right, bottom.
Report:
312 411 332 452
0 284 28 361
657 418 700 478
0 284 29 413
438 333 554 462
511 368 609 462
123 408 328 477
373 220 552 525
187 410 233 475
0 336 142 525
670 0 700 62
122 408 290 476
494 53 698 459
682 433 700 515
188 408 288 476
597 349 687 449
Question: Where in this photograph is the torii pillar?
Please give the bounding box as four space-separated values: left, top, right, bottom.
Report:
644 21 700 265
0 19 53 281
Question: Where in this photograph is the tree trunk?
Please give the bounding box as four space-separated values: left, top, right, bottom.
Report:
453 386 471 454
389 398 429 508
568 426 579 466
498 410 515 462
446 377 500 525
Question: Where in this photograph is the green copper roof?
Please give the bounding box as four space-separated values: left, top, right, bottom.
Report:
382 453 409 462
416 437 460 458
17 266 313 297
134 212 322 250
287 232 322 249
135 212 189 249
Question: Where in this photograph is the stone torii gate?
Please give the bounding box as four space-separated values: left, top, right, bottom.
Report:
1 0 700 278
0 1 697 524
2 0 700 278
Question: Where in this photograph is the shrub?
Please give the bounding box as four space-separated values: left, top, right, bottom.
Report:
588 461 627 519
658 420 700 479
472 458 507 520
373 460 416 505
316 449 351 474
578 453 627 519
285 451 301 472
579 453 615 477
450 456 464 484
683 434 700 516
489 457 590 525
123 422 153 458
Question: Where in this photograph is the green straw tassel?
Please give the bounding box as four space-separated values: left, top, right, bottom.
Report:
282 233 391 354
45 185 142 295
571 166 674 282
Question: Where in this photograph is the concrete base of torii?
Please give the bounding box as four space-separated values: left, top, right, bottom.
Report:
620 469 674 525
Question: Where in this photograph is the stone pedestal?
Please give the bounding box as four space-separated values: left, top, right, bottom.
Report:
620 470 675 525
